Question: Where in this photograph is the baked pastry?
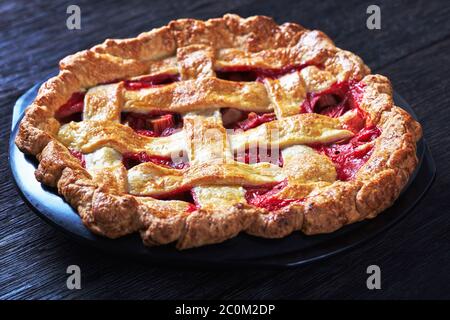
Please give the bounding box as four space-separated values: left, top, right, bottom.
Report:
15 15 422 249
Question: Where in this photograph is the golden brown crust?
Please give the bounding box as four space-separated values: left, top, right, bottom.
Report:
15 15 422 249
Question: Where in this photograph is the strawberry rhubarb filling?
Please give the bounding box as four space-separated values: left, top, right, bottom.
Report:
121 111 182 137
300 81 366 119
221 108 276 131
121 151 188 170
123 73 179 90
216 63 312 82
313 126 381 181
55 92 85 123
244 180 304 211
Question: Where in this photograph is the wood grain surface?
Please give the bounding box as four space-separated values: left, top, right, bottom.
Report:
1 0 449 299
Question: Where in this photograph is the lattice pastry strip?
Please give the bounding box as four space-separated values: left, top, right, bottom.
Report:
122 78 272 114
178 45 247 211
82 81 127 194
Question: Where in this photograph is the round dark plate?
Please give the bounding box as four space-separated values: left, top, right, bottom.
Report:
9 83 436 268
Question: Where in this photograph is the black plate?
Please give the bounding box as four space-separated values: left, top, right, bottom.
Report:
9 82 436 268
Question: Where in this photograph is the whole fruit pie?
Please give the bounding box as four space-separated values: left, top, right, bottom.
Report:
15 15 422 249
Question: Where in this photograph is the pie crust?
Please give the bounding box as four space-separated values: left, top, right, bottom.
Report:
15 15 422 249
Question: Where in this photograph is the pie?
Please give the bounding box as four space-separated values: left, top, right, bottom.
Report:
15 15 422 249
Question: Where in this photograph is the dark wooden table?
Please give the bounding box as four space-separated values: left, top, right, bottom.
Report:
1 0 449 299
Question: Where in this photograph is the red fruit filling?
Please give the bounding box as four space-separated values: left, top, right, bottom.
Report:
121 112 182 137
123 73 179 90
216 63 311 82
221 108 276 131
69 149 85 168
185 203 198 213
149 188 198 213
244 180 304 211
235 112 276 131
216 68 258 82
300 81 366 119
122 151 188 170
313 126 381 181
55 92 85 123
142 188 197 213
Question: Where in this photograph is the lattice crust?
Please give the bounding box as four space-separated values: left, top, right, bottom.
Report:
16 15 422 249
